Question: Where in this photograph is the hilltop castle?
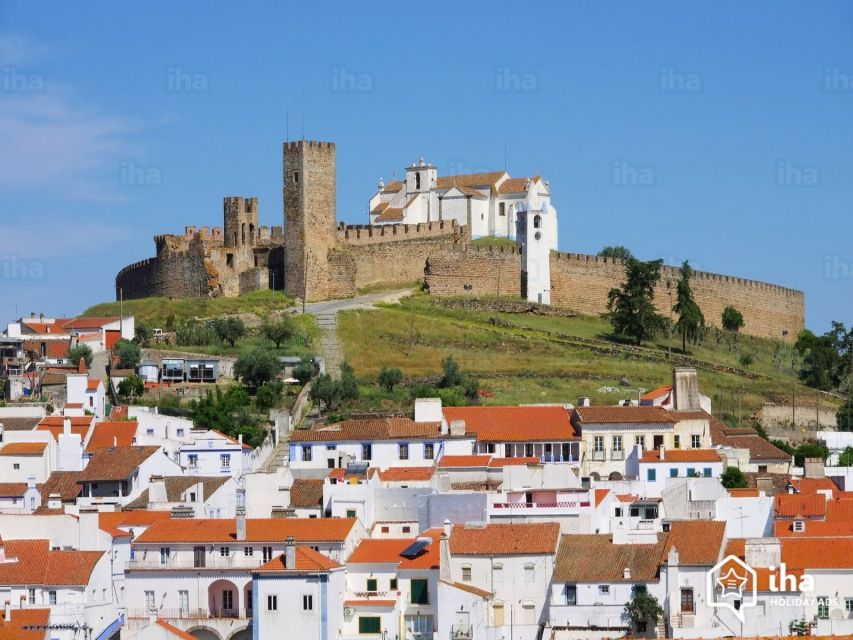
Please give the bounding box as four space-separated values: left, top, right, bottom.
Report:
115 140 805 341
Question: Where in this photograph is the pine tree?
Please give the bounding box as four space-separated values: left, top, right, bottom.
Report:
606 258 666 346
673 261 705 353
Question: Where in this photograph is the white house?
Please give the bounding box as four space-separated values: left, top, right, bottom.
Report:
629 448 725 497
368 161 558 248
178 429 256 478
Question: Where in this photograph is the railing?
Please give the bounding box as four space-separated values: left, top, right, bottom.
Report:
611 450 625 460
540 454 577 463
591 451 606 461
127 608 251 620
350 591 395 599
492 501 591 509
127 556 262 571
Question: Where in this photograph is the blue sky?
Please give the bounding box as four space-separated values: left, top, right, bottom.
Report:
1 1 852 332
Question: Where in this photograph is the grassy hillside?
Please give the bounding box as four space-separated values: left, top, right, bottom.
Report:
83 290 296 328
338 293 836 425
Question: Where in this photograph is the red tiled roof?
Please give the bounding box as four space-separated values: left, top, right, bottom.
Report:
438 455 491 468
439 579 492 598
450 523 559 556
379 466 435 482
443 406 577 443
728 488 760 497
663 521 725 565
22 339 71 359
38 415 94 429
254 547 342 573
554 534 667 583
0 441 48 456
40 471 83 502
594 488 610 507
289 478 325 509
0 483 28 497
782 537 853 569
21 322 67 335
488 456 541 468
640 449 722 463
789 477 838 496
343 599 396 607
155 620 196 640
572 405 674 425
86 379 101 391
497 176 540 194
0 539 103 586
79 446 160 482
0 608 50 640
435 171 506 190
135 517 357 544
709 415 792 462
290 418 441 442
774 493 826 518
641 385 672 401
85 421 138 452
349 532 440 570
99 511 173 538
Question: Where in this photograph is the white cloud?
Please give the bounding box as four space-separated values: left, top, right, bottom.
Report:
0 33 48 66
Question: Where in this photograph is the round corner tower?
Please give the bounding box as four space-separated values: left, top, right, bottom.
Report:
283 140 337 301
224 196 260 247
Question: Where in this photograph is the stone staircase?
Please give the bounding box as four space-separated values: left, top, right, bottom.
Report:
315 312 343 379
263 440 289 472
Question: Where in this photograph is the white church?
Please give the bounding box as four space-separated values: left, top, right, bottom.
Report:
368 159 559 304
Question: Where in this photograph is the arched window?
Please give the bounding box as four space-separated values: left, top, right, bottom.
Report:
533 214 542 229
241 223 246 245
416 172 421 190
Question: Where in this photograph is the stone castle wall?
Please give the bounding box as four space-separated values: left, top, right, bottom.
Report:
425 246 805 341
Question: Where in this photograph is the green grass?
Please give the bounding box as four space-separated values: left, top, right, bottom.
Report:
338 293 838 425
161 316 319 358
356 280 423 295
83 289 296 328
470 235 519 249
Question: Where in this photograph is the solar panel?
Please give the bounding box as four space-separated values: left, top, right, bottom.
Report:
346 462 369 477
400 539 429 559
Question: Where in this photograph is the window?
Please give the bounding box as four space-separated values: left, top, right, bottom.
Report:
399 443 409 460
461 564 472 582
48 590 56 605
13 463 19 470
525 443 534 457
359 617 381 634
189 492 197 502
612 435 622 452
673 434 680 449
28 588 35 605
220 546 230 557
160 547 170 565
145 590 155 610
188 454 198 468
687 467 696 477
533 214 542 229
793 520 805 532
346 509 357 519
242 546 253 556
362 444 372 461
267 594 278 611
524 563 535 583
293 171 299 184
326 444 336 450
681 588 694 614
411 578 429 605
647 469 657 481
493 563 503 583
499 202 506 216
598 585 610 595
504 443 512 458
691 435 701 449
303 594 313 610
424 443 434 460
390 578 398 590
415 172 421 190
222 589 234 610
594 435 604 452
179 590 189 612
367 578 378 593
177 428 184 437
302 446 312 462
146 428 154 436
845 598 853 613
758 465 768 473
402 526 411 533
220 454 231 469
817 596 830 619
493 603 505 626
564 585 577 606
703 467 712 477
614 507 622 517
635 435 645 449
630 507 640 517
262 546 273 562
380 526 390 533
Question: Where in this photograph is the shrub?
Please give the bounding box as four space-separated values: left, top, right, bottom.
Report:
378 366 403 392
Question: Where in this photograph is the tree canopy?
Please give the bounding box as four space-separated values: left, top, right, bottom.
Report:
234 348 282 391
721 306 745 333
67 344 93 368
211 317 246 347
672 261 705 353
606 258 666 346
115 339 141 370
261 317 296 348
598 245 634 261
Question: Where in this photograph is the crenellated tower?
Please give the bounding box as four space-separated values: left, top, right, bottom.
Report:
224 196 260 248
283 140 337 301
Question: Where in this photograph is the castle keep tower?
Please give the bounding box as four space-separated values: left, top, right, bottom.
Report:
283 140 337 301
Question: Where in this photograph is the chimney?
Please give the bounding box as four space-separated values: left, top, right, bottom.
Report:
623 567 631 579
3 601 9 622
439 520 452 582
236 505 246 542
744 537 781 568
39 313 44 322
577 396 591 407
803 457 825 480
756 476 773 495
672 368 700 412
238 433 243 446
63 417 71 436
47 493 61 510
78 506 101 551
449 420 466 437
659 444 665 460
285 536 296 569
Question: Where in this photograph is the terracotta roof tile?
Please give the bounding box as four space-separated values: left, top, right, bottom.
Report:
350 533 440 569
58 317 120 330
135 517 357 544
379 466 435 482
381 180 403 193
595 488 610 506
443 406 577 443
155 620 196 640
0 608 50 640
22 338 71 359
79 446 160 482
572 405 674 425
450 523 559 556
0 539 103 586
343 599 396 607
554 534 667 583
86 379 101 391
375 207 404 222
789 477 838 496
291 418 441 443
438 455 492 468
439 579 492 598
709 415 792 462
0 441 48 455
487 456 541 468
0 416 42 431
254 547 342 573
39 471 83 502
663 520 725 565
37 415 94 429
0 483 28 497
36 422 89 442
774 493 827 518
124 476 231 510
781 537 853 568
85 421 138 452
99 510 173 538
641 385 672 401
640 449 722 463
289 478 325 509
497 176 539 194
435 171 506 190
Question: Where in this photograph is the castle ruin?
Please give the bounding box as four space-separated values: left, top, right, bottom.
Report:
115 139 805 341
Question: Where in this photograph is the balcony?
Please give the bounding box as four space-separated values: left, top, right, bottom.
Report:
492 501 591 509
127 608 251 620
611 450 624 460
127 556 262 571
591 450 606 461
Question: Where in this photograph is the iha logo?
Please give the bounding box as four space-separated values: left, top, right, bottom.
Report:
707 556 815 622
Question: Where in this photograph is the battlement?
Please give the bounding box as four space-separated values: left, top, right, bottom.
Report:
224 196 259 215
550 251 805 298
338 220 461 246
116 257 157 281
284 140 335 152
